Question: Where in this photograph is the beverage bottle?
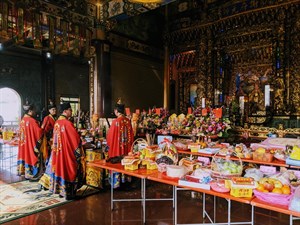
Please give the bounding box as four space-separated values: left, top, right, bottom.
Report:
103 125 106 138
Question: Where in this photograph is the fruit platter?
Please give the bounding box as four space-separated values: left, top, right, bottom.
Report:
211 155 243 178
254 177 292 206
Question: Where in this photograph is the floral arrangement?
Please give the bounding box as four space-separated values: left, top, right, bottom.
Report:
191 114 231 137
136 107 231 138
137 108 169 134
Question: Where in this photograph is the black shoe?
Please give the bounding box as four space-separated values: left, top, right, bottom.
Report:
66 194 77 200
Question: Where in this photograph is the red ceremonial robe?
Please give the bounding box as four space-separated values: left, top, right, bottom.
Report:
17 114 45 179
107 115 134 158
42 114 55 135
49 115 85 197
41 114 56 161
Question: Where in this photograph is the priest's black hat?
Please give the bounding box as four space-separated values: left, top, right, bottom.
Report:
114 98 125 114
48 99 56 110
60 102 71 112
23 100 34 112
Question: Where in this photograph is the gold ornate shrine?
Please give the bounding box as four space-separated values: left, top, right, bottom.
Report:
166 0 300 127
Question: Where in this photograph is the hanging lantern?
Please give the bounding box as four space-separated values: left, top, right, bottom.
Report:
60 20 68 54
1 2 9 39
33 12 42 48
73 24 80 56
48 16 55 51
16 7 24 44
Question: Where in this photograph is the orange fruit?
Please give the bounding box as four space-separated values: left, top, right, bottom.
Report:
281 186 291 195
256 184 265 192
262 189 269 193
272 188 283 194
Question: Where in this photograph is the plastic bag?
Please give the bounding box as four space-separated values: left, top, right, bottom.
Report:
289 186 300 212
244 168 263 181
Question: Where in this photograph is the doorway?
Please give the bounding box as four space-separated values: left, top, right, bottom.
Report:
0 87 21 129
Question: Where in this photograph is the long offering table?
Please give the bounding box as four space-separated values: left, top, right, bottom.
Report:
88 160 300 225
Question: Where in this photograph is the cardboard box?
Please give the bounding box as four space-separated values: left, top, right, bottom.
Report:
86 165 103 188
85 149 102 162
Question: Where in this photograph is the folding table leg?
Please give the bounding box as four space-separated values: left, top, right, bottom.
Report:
111 171 114 210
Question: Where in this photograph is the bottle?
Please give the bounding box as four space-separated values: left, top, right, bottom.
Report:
102 125 106 138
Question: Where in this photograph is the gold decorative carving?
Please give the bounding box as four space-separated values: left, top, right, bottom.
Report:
233 125 300 139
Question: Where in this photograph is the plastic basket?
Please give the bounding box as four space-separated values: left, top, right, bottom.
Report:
253 189 292 206
131 138 148 155
211 152 243 179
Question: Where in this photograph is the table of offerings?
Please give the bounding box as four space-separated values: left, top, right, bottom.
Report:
88 160 300 225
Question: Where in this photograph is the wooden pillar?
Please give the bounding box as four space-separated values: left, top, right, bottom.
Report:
163 5 170 109
163 45 170 109
41 51 55 108
91 39 111 118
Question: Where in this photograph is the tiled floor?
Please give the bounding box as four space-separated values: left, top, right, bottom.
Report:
0 145 299 225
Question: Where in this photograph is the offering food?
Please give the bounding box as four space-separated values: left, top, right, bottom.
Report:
166 165 186 178
178 157 202 172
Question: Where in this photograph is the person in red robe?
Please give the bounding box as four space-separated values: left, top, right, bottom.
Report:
47 102 85 199
107 99 134 188
17 102 46 180
41 103 57 163
107 99 134 158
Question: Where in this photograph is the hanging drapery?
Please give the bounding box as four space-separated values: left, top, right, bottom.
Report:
48 16 55 51
60 20 68 54
1 1 9 39
84 28 91 58
33 12 42 48
73 24 80 56
16 7 24 44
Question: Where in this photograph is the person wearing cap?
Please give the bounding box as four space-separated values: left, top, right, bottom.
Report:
44 102 85 200
107 98 134 158
107 98 134 189
41 102 57 163
17 101 46 181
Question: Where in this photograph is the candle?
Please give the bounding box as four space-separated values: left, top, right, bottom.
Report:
265 85 270 107
188 107 192 114
202 98 206 108
155 108 161 116
202 108 207 116
214 108 222 118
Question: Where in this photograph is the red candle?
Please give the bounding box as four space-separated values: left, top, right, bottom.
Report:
202 108 207 116
213 108 222 118
188 107 192 114
155 108 161 116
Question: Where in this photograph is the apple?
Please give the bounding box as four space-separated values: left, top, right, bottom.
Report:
263 181 274 192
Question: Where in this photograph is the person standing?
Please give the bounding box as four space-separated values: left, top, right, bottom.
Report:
48 102 85 200
41 102 57 163
107 99 134 189
107 99 134 158
17 102 46 180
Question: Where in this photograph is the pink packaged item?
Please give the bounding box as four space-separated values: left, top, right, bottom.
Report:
253 189 292 206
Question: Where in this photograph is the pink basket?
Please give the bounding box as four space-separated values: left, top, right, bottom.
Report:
253 190 293 206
